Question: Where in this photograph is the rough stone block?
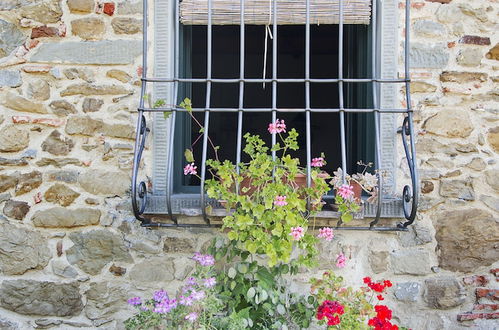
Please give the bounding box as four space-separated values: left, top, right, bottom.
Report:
423 109 473 138
457 48 483 67
0 19 26 59
49 100 78 117
67 0 95 13
0 280 83 316
434 208 498 272
3 200 30 220
30 40 142 65
0 70 22 87
111 17 142 34
409 43 449 68
71 17 105 40
78 169 130 195
0 223 51 275
19 0 63 24
66 229 133 275
3 92 48 114
44 183 80 207
424 276 466 309
391 249 431 275
395 282 421 302
413 20 445 37
439 179 475 201
32 207 99 227
440 71 488 82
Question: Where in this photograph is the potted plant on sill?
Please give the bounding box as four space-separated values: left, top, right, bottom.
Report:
329 162 379 223
202 120 331 267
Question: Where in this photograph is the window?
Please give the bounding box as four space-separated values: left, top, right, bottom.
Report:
133 0 419 230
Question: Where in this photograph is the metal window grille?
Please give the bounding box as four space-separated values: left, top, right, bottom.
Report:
131 0 419 231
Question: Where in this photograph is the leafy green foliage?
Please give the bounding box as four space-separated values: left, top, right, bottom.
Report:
205 129 330 267
208 239 315 329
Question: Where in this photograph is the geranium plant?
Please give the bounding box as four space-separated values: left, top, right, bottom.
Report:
310 272 408 329
330 161 379 223
202 120 331 267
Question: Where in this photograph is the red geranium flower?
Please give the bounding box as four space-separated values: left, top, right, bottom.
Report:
375 305 393 321
363 277 372 284
327 316 341 326
377 294 384 301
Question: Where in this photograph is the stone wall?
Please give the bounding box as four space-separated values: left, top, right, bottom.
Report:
0 0 497 329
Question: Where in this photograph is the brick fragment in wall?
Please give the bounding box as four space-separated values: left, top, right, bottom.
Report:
463 275 489 286
103 2 115 16
476 289 499 300
31 26 59 39
460 35 491 46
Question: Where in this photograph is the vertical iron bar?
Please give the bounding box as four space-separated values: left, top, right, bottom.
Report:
271 0 277 161
132 0 149 223
370 0 382 227
305 0 311 210
336 0 346 227
338 0 347 182
200 0 213 224
236 0 245 193
401 0 419 226
166 0 179 224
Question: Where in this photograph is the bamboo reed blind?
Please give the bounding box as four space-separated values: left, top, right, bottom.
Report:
179 0 371 25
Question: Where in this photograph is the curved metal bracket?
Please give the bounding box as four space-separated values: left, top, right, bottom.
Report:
131 114 150 223
399 114 419 228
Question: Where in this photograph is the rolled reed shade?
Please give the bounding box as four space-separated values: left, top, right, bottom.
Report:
179 0 372 25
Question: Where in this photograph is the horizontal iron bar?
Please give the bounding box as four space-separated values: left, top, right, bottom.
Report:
138 107 411 113
140 222 407 231
142 77 410 83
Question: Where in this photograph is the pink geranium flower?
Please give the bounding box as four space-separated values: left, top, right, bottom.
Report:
268 119 286 134
290 226 305 241
336 253 347 268
337 184 354 200
317 227 334 241
274 195 288 206
184 163 197 175
311 157 325 167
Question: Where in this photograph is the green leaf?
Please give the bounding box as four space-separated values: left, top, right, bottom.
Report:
230 281 237 290
184 149 194 162
276 304 285 315
163 111 172 119
227 231 238 241
260 289 268 302
228 267 237 279
237 263 249 274
247 287 256 299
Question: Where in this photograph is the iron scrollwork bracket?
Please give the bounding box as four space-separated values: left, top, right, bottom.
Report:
131 114 150 223
398 114 419 228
